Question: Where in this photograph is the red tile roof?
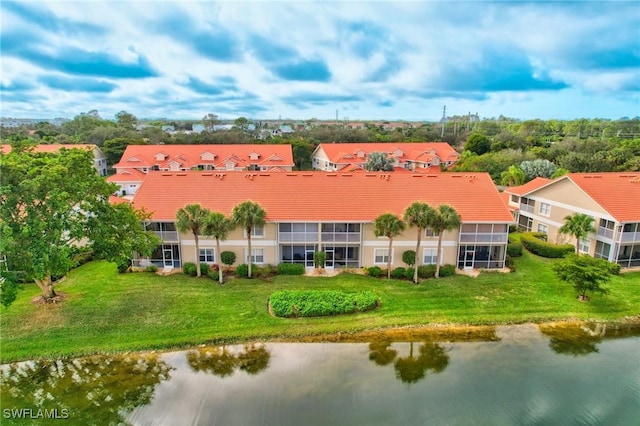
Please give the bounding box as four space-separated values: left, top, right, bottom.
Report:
131 172 513 223
503 177 552 196
107 168 147 182
565 173 640 222
318 142 459 165
112 144 294 170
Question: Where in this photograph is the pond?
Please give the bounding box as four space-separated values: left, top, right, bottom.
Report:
2 322 639 425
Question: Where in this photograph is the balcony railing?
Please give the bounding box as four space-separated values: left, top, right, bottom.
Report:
519 204 534 214
321 233 361 243
459 233 508 243
597 227 614 239
621 231 640 243
278 232 319 243
153 231 179 241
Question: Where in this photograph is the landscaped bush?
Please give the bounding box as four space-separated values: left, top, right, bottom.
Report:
235 263 250 277
507 241 523 257
200 263 210 276
277 263 305 275
183 262 197 276
220 251 236 267
404 267 415 280
390 267 406 279
208 269 220 281
521 232 574 258
145 265 159 273
606 261 621 275
505 255 516 272
313 251 326 269
508 224 518 233
254 264 277 279
366 266 384 278
269 290 379 318
116 260 131 274
418 264 436 279
439 264 457 277
403 250 416 267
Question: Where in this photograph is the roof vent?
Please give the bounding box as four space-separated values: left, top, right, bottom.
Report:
630 176 640 183
215 173 225 180
245 174 255 180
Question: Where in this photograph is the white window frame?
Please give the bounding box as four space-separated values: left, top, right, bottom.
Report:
374 248 391 265
425 228 439 238
537 223 549 234
245 248 265 264
199 248 215 264
579 238 590 254
423 248 439 265
539 202 551 217
244 226 264 238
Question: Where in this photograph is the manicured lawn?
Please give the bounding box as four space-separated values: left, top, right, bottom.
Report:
1 251 639 362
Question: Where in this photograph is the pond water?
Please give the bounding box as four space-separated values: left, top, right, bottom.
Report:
2 323 639 426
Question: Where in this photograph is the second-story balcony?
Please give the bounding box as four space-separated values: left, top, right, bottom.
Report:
153 230 179 241
519 203 535 214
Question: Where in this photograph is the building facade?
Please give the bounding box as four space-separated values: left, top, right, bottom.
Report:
129 172 513 271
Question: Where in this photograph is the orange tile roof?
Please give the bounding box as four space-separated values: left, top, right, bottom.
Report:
107 168 148 182
318 142 459 164
112 144 294 170
109 195 131 205
503 177 552 196
565 173 640 222
132 172 513 223
1 143 98 154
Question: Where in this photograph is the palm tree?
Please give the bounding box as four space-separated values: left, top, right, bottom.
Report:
176 204 210 277
231 201 266 278
500 165 526 187
374 213 406 279
559 213 595 255
203 212 233 284
429 205 462 278
403 202 436 283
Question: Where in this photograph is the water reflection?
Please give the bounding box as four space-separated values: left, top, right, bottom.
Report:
394 342 449 384
368 341 397 366
0 353 171 425
187 343 271 377
539 322 640 357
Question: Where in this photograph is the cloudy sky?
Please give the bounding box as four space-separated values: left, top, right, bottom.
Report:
1 0 639 121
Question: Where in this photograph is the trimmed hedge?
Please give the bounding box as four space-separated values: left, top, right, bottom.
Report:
183 262 197 276
402 250 416 266
277 263 305 275
208 269 220 281
390 267 406 279
521 232 574 258
366 266 384 278
507 241 523 257
269 290 379 318
438 264 457 277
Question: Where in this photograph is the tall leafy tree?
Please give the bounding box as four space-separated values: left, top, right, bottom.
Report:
232 201 266 279
552 254 612 300
429 205 462 278
176 204 210 277
500 165 526 186
203 212 233 284
365 151 394 171
559 213 596 255
373 213 406 279
403 202 436 283
0 145 158 303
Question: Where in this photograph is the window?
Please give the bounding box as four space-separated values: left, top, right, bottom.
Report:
246 248 264 264
594 241 611 259
199 248 215 263
245 226 264 238
425 228 439 237
579 238 590 254
510 195 518 203
537 223 548 234
423 249 438 265
539 202 551 216
374 248 390 264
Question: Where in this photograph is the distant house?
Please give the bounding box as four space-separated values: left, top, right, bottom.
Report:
503 173 640 268
311 142 460 172
161 125 175 133
1 143 108 176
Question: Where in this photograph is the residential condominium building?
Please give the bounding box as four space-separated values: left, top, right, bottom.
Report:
504 173 640 268
129 172 513 271
108 144 294 196
311 142 460 172
1 143 108 176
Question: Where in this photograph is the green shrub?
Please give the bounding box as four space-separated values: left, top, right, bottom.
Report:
269 290 379 318
277 263 305 275
439 264 456 277
235 263 249 277
220 251 236 267
116 260 131 274
607 261 621 275
521 232 574 258
402 250 416 267
200 263 210 276
507 241 523 257
418 264 436 279
208 269 220 281
404 267 415 280
313 251 326 268
254 264 277 279
505 255 516 272
508 224 518 233
145 265 159 273
183 262 197 276
367 266 384 278
390 267 406 279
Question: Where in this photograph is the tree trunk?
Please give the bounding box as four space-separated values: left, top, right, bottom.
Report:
575 238 580 255
194 233 201 277
247 230 252 278
216 237 223 285
435 233 443 278
35 274 56 300
414 229 422 284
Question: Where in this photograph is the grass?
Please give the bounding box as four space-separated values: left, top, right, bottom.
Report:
1 250 639 362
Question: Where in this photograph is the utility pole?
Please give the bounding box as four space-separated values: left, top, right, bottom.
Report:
440 105 446 138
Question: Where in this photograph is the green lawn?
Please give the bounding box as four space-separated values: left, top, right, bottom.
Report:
1 251 639 362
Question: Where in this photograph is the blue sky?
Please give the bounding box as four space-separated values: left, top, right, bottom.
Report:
1 0 639 121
